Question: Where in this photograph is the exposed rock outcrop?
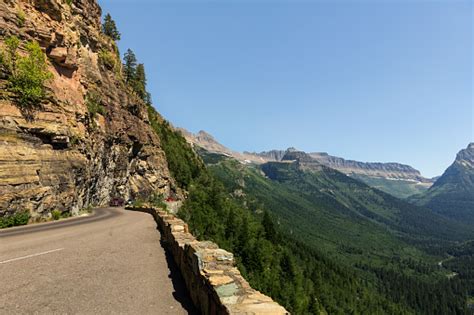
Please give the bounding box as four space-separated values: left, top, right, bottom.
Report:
0 0 174 219
307 152 432 183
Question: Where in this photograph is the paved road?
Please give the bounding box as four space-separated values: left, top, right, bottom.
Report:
0 208 197 314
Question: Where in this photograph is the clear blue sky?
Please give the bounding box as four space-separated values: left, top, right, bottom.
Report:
99 0 472 178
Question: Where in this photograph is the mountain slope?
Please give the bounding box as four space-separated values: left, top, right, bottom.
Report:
181 129 433 198
200 150 471 314
204 149 473 256
253 149 434 198
412 143 474 224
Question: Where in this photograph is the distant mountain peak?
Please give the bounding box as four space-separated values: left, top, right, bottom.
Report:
179 127 433 197
414 143 474 225
454 142 474 166
196 130 214 139
282 149 313 161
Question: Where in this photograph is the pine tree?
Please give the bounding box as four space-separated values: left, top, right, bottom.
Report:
102 13 121 41
123 49 137 83
134 63 147 101
262 210 277 244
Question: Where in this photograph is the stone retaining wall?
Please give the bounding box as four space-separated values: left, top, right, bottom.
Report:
128 206 288 315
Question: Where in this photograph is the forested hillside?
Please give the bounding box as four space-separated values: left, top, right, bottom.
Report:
154 146 472 314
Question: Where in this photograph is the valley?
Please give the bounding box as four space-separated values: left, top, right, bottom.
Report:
195 146 474 314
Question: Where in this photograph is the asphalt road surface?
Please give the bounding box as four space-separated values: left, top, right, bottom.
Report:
0 207 198 314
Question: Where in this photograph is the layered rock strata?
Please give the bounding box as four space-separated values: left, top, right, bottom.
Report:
0 0 174 218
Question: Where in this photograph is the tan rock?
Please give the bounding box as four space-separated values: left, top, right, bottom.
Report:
0 0 176 217
208 275 234 286
230 302 288 315
48 47 68 63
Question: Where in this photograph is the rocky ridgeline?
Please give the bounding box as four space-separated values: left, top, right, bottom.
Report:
0 0 175 218
130 205 288 315
181 128 433 184
428 142 474 190
308 152 432 183
254 149 431 182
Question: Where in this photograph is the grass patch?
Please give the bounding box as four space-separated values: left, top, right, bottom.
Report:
98 49 116 70
85 90 106 119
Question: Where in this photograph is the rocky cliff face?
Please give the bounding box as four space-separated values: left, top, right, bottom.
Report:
307 152 432 183
247 149 287 162
0 0 174 219
431 143 474 190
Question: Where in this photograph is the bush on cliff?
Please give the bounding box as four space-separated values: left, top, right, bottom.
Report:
0 211 30 229
98 49 117 70
0 36 52 110
85 90 106 119
51 210 61 221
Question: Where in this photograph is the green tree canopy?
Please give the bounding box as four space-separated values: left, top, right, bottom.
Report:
123 48 137 84
134 63 147 101
102 13 121 41
0 37 52 110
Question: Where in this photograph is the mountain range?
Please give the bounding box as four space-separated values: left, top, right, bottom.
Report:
182 128 474 230
195 137 474 313
180 129 434 198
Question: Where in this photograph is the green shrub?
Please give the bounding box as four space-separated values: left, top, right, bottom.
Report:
0 210 30 229
51 210 61 220
98 50 116 70
149 193 168 210
132 199 145 208
17 9 25 27
0 36 20 72
85 90 106 119
0 37 52 109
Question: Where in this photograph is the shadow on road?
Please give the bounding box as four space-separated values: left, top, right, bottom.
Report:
126 207 200 314
160 239 200 315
